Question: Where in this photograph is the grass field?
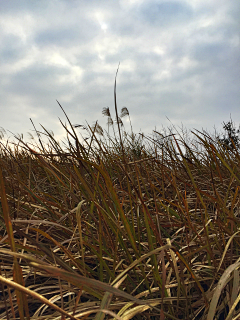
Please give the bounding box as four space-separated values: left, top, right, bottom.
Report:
0 98 240 319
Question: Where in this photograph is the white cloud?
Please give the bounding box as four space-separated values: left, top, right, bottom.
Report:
0 14 35 43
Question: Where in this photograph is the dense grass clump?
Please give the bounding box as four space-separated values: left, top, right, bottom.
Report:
0 101 240 319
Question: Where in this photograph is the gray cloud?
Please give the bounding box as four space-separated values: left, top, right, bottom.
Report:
0 35 26 64
0 0 239 143
140 1 194 27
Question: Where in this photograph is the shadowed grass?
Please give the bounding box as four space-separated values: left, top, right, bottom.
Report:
0 101 240 319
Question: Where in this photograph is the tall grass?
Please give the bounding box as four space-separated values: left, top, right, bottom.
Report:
0 100 240 319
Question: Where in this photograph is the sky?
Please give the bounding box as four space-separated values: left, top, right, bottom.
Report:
0 0 239 145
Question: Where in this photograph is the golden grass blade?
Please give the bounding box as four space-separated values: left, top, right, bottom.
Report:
121 304 158 320
167 238 181 310
0 166 15 252
227 269 240 320
11 225 81 274
0 166 30 320
75 308 123 319
217 230 240 273
29 262 154 306
95 275 128 320
76 200 86 276
0 275 79 320
29 227 86 274
112 244 172 285
208 261 240 320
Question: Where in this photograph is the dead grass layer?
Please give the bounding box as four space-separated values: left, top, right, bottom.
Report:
0 107 240 320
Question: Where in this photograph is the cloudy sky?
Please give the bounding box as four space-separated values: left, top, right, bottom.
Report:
0 0 239 144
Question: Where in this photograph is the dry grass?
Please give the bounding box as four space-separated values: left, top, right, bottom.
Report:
0 97 240 319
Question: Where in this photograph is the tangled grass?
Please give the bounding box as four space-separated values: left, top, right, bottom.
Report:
0 96 240 319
